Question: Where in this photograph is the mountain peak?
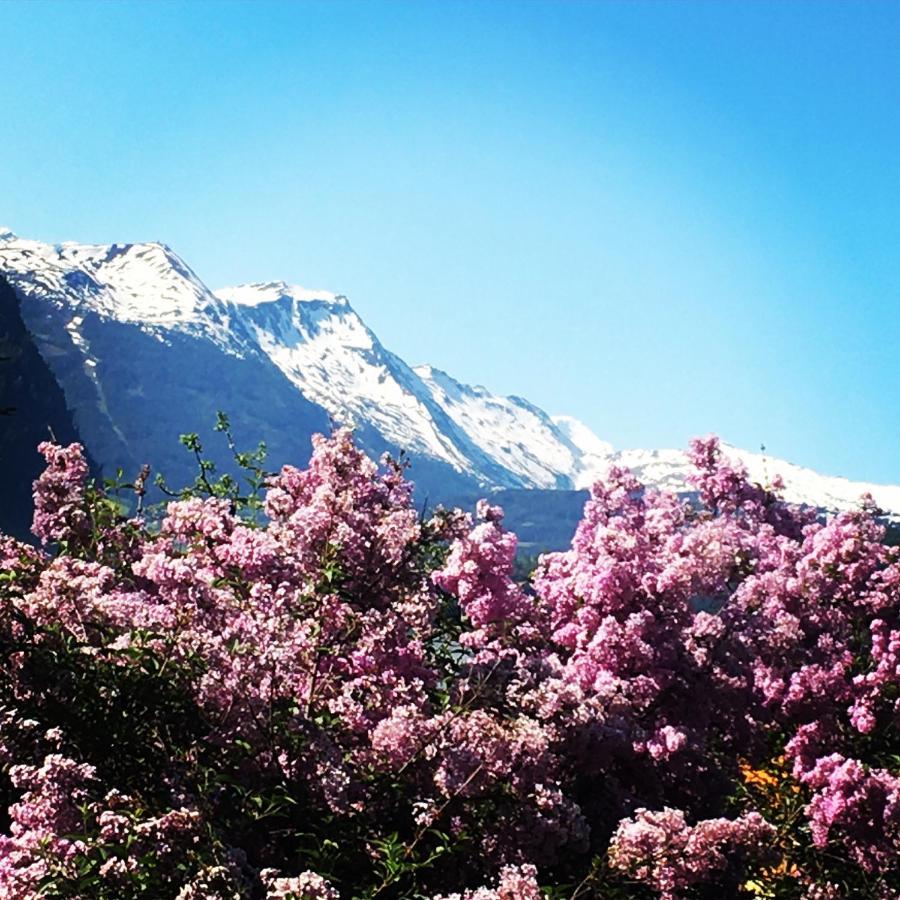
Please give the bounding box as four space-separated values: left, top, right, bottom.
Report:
552 415 615 458
0 232 212 326
0 226 16 242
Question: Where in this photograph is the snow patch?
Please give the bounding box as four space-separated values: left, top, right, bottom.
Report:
215 282 343 307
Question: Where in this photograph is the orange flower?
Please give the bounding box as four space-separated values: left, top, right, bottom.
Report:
739 760 780 789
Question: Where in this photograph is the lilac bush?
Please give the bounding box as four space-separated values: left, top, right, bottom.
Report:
0 427 898 897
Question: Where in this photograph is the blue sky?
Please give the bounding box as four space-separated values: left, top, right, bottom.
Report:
2 0 898 483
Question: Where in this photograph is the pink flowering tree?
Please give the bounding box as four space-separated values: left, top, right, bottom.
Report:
0 425 898 898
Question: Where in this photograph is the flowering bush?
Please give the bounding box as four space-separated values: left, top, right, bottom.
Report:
0 427 898 898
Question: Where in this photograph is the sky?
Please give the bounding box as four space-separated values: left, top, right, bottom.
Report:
1 0 898 484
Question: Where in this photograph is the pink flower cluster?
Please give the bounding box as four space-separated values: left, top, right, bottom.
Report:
260 868 340 899
0 753 96 896
799 754 900 872
609 807 775 900
31 441 90 546
433 863 542 900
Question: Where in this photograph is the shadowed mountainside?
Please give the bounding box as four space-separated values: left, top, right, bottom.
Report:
0 275 90 540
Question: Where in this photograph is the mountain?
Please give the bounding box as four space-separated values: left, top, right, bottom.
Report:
0 229 597 497
1 227 898 533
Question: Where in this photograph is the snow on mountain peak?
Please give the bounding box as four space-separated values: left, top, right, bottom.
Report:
0 227 15 242
0 232 213 326
552 415 615 458
215 282 343 308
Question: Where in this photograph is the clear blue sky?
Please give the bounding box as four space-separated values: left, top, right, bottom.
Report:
2 0 898 483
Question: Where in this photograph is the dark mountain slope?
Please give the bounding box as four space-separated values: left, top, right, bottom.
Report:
0 275 89 540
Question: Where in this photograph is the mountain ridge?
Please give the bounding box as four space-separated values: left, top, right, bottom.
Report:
1 228 898 520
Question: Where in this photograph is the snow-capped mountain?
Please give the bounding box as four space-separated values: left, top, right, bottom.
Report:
1 227 898 519
0 229 596 494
